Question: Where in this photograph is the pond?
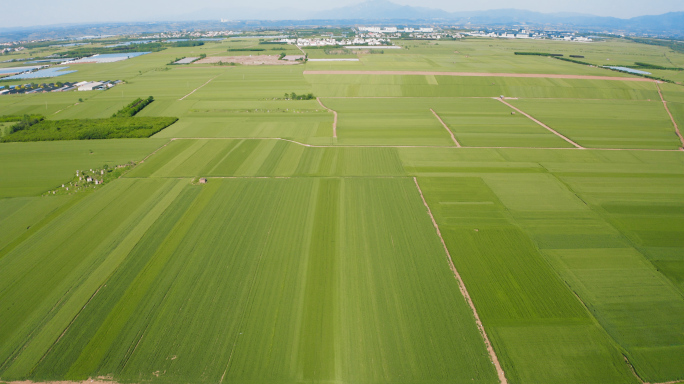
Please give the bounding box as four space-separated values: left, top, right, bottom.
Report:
605 66 652 75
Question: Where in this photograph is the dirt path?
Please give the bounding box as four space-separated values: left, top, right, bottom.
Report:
656 83 684 150
430 108 461 147
316 97 338 138
496 98 584 149
413 177 508 384
138 139 177 163
304 70 655 82
179 75 219 101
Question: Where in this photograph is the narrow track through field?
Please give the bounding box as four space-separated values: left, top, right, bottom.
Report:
430 108 461 147
413 177 508 384
656 83 684 150
179 75 220 101
316 97 338 138
496 98 584 149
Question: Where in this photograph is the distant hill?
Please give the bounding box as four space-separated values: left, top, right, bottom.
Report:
1 0 682 42
306 0 684 34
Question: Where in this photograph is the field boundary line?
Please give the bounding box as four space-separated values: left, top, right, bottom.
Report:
656 83 684 150
304 70 655 82
413 177 508 384
496 98 584 149
430 108 461 147
316 97 338 138
167 137 684 151
33 285 104 368
139 139 176 163
179 74 219 101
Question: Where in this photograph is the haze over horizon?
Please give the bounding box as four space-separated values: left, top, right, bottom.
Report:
3 0 684 29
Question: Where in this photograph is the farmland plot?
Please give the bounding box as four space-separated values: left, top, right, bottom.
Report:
0 138 168 197
321 98 455 146
431 98 574 148
306 74 659 100
417 176 638 384
508 99 681 149
126 139 406 178
0 178 498 383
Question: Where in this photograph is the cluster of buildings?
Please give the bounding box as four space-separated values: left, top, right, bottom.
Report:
355 27 462 40
280 37 392 47
1 46 25 54
465 29 592 41
358 27 434 33
145 31 237 39
0 80 121 95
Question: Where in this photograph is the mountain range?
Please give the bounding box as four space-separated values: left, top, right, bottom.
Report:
1 0 682 42
180 0 683 34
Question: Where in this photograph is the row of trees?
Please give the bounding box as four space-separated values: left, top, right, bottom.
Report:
283 92 315 100
112 96 154 118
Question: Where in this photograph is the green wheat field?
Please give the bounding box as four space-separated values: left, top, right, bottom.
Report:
1 35 683 384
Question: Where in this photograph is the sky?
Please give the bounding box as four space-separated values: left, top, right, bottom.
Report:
4 0 684 28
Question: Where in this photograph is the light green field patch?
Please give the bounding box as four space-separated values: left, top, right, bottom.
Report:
483 173 588 211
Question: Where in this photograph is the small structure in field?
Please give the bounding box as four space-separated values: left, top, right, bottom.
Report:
199 178 208 184
78 81 104 91
511 111 516 115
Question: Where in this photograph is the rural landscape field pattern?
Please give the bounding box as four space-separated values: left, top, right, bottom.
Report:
1 37 684 384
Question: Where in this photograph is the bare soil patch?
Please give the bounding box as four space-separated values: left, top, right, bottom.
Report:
194 56 300 66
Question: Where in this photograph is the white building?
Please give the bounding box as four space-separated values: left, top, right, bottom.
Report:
77 81 103 91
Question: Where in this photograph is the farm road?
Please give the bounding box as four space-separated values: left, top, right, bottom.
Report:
496 98 584 149
430 108 461 147
316 97 338 138
413 177 508 384
656 83 684 150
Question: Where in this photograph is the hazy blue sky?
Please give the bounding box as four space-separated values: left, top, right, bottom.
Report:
4 0 684 28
